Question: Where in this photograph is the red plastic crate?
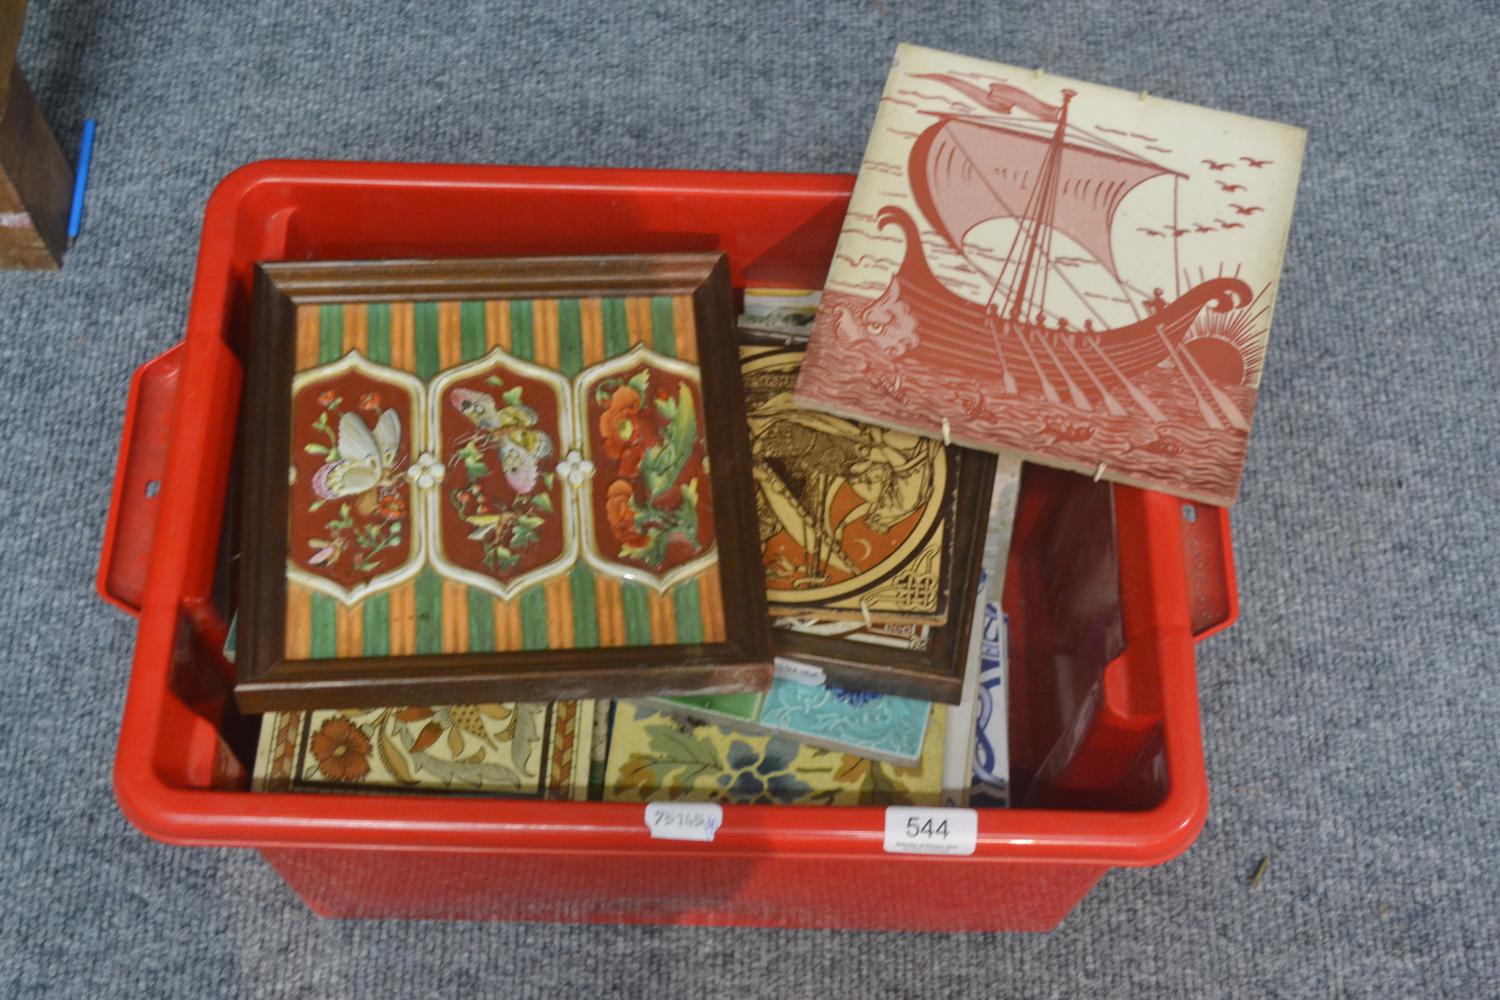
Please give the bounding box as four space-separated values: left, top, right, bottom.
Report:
99 160 1238 932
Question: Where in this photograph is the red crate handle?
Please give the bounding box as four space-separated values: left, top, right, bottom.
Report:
98 345 187 615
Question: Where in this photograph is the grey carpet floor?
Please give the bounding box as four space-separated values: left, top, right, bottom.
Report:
1 1 1495 996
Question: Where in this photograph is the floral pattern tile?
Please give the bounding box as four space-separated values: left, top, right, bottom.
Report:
254 700 593 800
601 701 947 806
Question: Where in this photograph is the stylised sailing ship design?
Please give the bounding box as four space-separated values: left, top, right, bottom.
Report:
857 86 1255 432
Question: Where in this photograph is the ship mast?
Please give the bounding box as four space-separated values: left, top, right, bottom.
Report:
1000 89 1076 323
910 91 1186 328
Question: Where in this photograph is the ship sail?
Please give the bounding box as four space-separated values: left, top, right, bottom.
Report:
861 87 1252 430
908 116 1180 281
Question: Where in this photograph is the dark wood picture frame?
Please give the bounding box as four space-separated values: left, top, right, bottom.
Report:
235 254 772 713
739 331 996 704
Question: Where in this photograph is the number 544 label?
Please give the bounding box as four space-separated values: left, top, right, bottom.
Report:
883 807 979 856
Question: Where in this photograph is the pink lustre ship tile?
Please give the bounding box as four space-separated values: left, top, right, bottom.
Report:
794 44 1306 505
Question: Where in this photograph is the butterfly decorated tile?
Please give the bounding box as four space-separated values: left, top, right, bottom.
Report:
234 255 771 713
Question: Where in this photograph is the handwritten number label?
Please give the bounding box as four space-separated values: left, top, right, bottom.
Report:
883 807 978 856
773 657 828 686
644 802 723 843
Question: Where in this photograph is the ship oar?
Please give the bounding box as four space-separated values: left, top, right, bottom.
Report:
1060 336 1127 417
1152 324 1224 431
1034 332 1093 412
1013 324 1062 404
1088 339 1167 423
1172 331 1252 431
985 315 1019 394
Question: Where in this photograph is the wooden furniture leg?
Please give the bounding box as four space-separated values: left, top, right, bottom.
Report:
0 2 72 270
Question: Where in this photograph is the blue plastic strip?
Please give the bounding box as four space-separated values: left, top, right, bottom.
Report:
67 119 96 242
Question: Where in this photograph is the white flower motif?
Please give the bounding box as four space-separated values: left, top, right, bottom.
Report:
405 451 444 491
555 449 595 487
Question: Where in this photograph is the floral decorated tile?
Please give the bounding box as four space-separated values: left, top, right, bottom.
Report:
600 700 947 806
234 256 771 713
643 672 932 765
757 677 931 763
253 699 593 800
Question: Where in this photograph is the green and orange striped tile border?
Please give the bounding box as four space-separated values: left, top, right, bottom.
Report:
284 295 726 661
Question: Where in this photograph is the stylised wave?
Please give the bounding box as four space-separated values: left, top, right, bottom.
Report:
838 228 903 245
835 253 900 269
826 279 894 295
798 291 1256 501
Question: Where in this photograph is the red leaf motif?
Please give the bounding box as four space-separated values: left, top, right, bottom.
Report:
410 721 443 753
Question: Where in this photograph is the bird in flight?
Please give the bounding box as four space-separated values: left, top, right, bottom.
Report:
1168 227 1190 237
1214 218 1244 229
1193 223 1216 234
1202 159 1233 171
1228 204 1264 216
1137 227 1163 237
1241 156 1273 168
1216 181 1247 192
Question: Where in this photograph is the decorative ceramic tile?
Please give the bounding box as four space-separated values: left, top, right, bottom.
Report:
287 354 425 603
425 348 572 598
772 614 931 651
576 348 716 589
282 298 727 662
654 690 766 725
601 700 947 806
739 288 821 338
970 599 1009 806
795 43 1306 505
237 256 770 713
758 677 931 764
939 582 989 807
646 671 932 765
586 698 614 801
983 456 1023 601
743 344 958 625
253 699 593 800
